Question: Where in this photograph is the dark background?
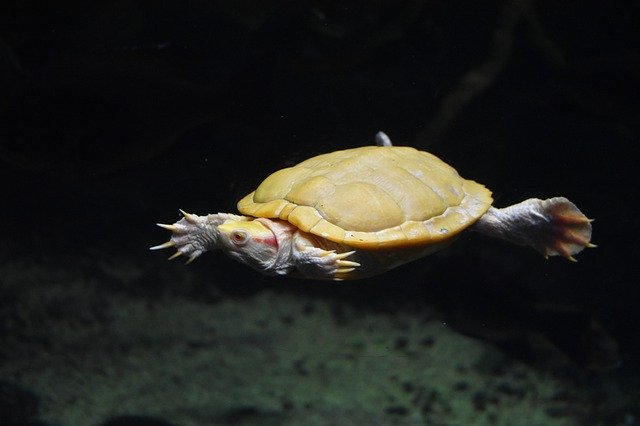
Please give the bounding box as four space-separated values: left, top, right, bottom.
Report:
0 0 638 422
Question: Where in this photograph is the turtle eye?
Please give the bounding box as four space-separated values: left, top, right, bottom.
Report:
230 230 249 246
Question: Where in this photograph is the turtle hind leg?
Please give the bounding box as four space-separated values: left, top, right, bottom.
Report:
473 197 594 260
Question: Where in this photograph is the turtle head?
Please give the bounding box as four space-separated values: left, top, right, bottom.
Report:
152 211 293 275
217 219 281 273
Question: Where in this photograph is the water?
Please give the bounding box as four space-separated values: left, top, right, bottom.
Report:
1 1 637 425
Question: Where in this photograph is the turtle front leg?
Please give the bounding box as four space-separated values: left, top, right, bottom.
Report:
291 235 361 281
151 210 250 263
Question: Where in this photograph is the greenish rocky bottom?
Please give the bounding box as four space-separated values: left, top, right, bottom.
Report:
0 254 634 426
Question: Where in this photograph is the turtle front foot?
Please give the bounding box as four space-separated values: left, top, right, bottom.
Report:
150 210 207 263
293 239 361 281
151 210 243 263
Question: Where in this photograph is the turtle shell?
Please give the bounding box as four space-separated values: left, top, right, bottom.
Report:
237 146 493 249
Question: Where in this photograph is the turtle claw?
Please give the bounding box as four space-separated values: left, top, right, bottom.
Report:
333 257 361 280
336 259 361 268
149 240 175 250
156 223 180 232
331 251 360 279
179 209 198 224
335 250 356 260
334 268 356 280
331 251 361 279
294 243 361 280
168 251 182 260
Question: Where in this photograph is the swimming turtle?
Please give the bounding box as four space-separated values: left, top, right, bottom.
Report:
151 132 594 280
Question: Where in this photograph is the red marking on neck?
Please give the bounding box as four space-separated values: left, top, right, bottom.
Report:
254 217 297 250
255 235 278 249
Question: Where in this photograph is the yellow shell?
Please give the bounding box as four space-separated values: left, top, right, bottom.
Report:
237 146 493 249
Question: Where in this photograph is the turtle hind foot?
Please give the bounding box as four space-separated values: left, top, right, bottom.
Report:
541 197 595 261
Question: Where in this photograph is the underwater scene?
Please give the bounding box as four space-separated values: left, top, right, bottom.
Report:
1 1 638 425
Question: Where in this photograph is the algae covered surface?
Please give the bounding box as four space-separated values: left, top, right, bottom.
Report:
1 242 637 425
0 252 601 425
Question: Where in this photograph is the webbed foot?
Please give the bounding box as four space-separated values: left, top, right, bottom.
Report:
540 197 595 261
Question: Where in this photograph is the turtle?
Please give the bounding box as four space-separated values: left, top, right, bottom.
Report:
151 132 594 280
